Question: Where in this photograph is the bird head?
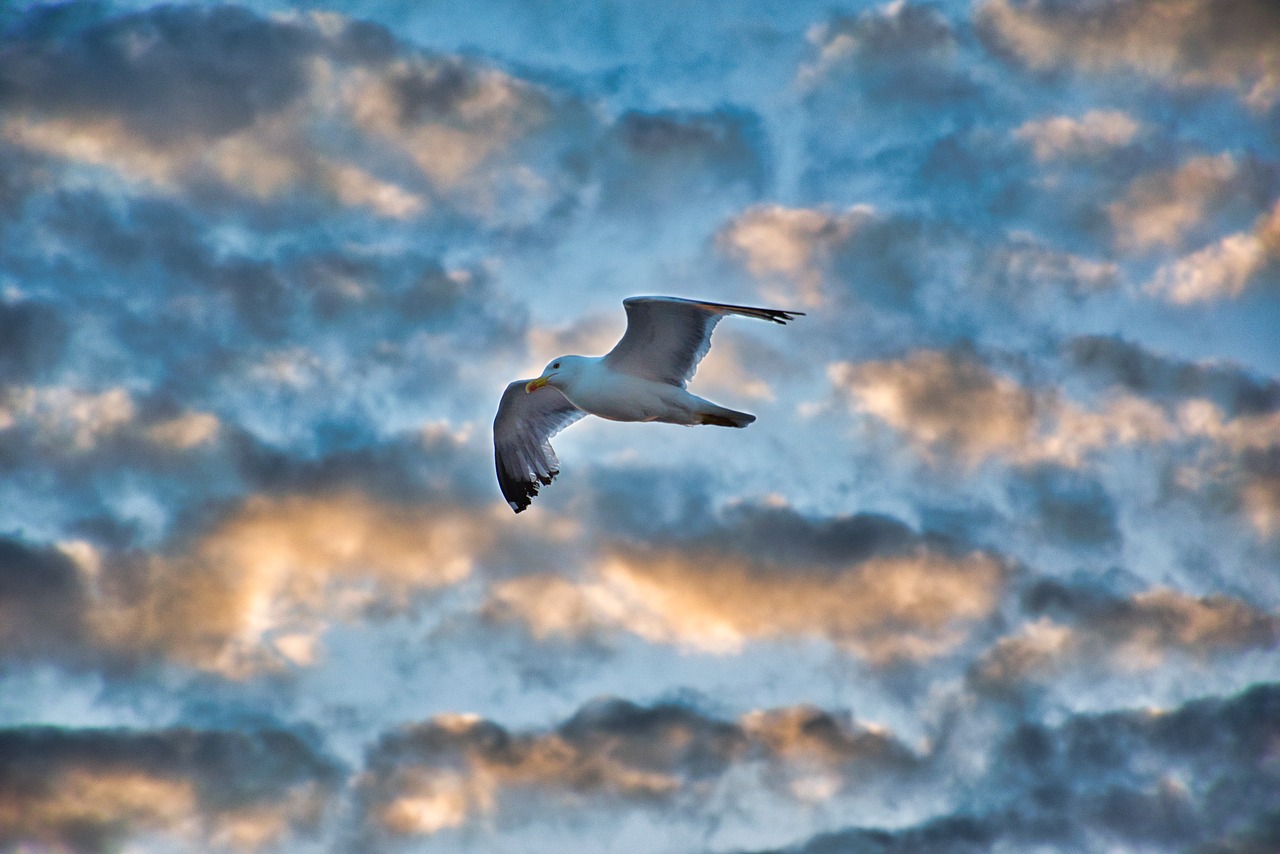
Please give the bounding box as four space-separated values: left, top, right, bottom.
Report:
526 356 580 393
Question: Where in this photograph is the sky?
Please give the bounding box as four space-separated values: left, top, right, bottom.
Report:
1 0 1279 851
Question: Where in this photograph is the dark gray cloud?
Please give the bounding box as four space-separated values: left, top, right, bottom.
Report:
753 816 994 854
561 465 927 557
754 682 1280 854
969 580 1280 696
0 724 342 853
1068 335 1280 416
974 237 1119 305
355 697 917 840
1005 465 1119 547
596 108 770 212
1238 446 1280 541
983 682 1280 849
665 503 923 565
227 427 493 507
801 2 977 106
0 4 318 145
0 536 89 664
0 297 69 382
796 3 999 210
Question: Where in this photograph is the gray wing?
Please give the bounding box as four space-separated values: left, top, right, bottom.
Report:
602 296 803 387
493 380 587 513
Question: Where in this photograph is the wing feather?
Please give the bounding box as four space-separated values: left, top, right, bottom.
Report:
603 296 802 387
493 381 586 513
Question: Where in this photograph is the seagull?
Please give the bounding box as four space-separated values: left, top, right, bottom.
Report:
493 296 803 512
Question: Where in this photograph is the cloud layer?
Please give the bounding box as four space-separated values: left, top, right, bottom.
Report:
1 1 1277 851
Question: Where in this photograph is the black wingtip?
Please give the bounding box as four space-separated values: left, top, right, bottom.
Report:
500 469 559 514
766 309 805 325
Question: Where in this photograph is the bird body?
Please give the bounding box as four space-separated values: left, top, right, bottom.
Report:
542 356 753 426
494 296 802 512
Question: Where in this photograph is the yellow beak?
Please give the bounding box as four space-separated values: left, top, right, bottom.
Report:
525 376 551 393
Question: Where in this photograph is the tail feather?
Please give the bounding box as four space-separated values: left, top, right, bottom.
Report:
697 405 755 428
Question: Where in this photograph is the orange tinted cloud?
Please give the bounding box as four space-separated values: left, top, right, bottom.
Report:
1147 202 1280 303
0 727 339 852
1014 110 1140 161
979 0 1280 110
974 587 1279 688
0 12 588 221
360 699 915 837
489 544 1007 665
1108 154 1249 252
832 349 1188 468
75 492 492 676
717 204 874 306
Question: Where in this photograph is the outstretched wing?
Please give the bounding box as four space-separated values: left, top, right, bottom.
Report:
602 296 803 387
493 381 587 513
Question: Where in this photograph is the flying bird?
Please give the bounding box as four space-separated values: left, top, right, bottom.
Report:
494 296 803 512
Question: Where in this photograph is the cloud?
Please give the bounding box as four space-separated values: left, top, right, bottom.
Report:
227 424 494 507
486 502 1008 664
0 725 341 853
0 384 222 464
0 6 354 207
0 536 90 663
595 108 769 212
717 204 930 308
357 697 917 839
1 1 1277 851
1107 153 1276 253
1169 404 1280 537
1005 465 1119 547
755 682 1280 853
343 52 587 221
799 2 972 104
830 348 1039 467
1240 450 1280 538
0 6 589 223
1146 200 1280 303
717 204 865 306
980 682 1280 848
1014 110 1141 162
96 491 492 675
831 347 1192 468
0 5 316 145
973 581 1279 690
0 386 137 453
1067 335 1280 416
833 347 1280 542
0 297 70 382
977 238 1119 302
718 204 1120 336
756 815 995 854
977 0 1280 110
0 490 495 676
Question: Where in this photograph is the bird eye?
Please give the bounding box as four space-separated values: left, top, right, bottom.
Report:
552 362 560 369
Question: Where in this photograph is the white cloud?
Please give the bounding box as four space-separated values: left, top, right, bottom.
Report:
1108 154 1246 252
717 203 884 306
1147 202 1280 303
1014 110 1141 161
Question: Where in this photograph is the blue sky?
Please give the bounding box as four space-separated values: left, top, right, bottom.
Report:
1 0 1279 851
